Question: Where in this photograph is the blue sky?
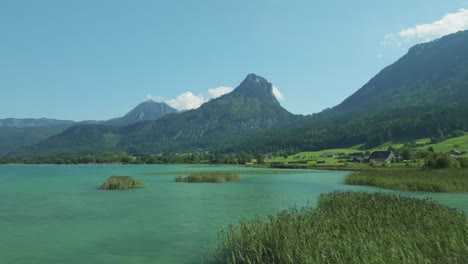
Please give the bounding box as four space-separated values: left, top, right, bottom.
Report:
1 0 468 121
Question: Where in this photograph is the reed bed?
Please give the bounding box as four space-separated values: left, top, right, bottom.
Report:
174 172 240 183
345 168 468 192
99 176 145 190
210 191 468 264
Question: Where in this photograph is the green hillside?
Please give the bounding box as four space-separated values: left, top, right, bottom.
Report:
0 125 72 156
6 30 468 157
240 30 468 153
105 100 177 126
418 134 468 153
8 74 295 157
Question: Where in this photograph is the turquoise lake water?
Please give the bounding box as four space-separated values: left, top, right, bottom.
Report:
0 165 467 263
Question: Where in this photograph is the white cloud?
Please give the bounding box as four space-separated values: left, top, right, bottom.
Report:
379 8 468 58
157 83 285 111
398 8 468 42
145 94 165 102
207 86 234 99
272 86 284 100
163 86 234 111
165 92 205 110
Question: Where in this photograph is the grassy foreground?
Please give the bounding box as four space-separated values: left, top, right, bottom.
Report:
345 168 468 192
174 171 240 183
99 176 145 190
210 191 468 264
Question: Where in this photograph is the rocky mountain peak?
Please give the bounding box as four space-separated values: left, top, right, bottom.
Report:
231 73 277 102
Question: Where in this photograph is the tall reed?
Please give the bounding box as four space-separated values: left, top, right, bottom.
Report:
345 168 468 192
174 171 240 183
210 191 468 264
99 176 145 190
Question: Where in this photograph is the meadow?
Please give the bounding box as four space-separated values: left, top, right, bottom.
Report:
419 134 468 153
266 134 468 166
210 191 468 264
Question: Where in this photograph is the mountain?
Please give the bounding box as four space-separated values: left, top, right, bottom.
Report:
240 30 468 152
0 125 74 156
0 101 177 156
335 29 468 114
0 118 76 156
8 30 468 157
9 74 295 156
0 118 75 128
105 100 177 126
120 74 295 153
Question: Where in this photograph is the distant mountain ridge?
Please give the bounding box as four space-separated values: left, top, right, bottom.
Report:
119 74 295 153
0 100 178 156
5 30 468 157
0 118 75 128
239 30 468 152
9 74 295 156
105 100 177 126
336 30 468 113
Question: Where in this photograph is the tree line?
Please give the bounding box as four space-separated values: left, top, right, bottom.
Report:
0 151 265 165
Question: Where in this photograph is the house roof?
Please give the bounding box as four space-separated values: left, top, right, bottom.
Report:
369 151 393 160
348 152 364 157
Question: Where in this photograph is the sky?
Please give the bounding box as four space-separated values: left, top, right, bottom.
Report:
1 0 468 121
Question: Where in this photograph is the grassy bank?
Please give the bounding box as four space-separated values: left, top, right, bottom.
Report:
210 191 468 264
99 176 145 190
174 172 240 183
345 168 468 192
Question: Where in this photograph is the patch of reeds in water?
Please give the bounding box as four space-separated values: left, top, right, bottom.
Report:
174 171 240 183
99 176 145 190
345 168 468 192
210 191 468 264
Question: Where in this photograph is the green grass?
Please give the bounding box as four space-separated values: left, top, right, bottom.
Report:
418 134 468 154
345 168 468 192
371 141 404 151
210 191 468 264
174 171 240 183
268 135 468 165
99 176 145 190
267 148 358 164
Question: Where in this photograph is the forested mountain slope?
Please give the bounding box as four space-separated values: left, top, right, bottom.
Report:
239 30 468 152
9 74 295 156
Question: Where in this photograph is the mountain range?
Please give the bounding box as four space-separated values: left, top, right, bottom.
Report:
246 29 468 152
8 74 295 156
4 30 468 157
105 100 177 126
0 101 177 155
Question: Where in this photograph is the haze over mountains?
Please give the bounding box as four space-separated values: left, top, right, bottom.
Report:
0 118 75 128
3 30 468 157
0 101 177 155
105 100 178 126
9 74 295 156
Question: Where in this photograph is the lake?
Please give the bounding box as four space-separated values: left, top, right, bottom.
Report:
1 165 467 263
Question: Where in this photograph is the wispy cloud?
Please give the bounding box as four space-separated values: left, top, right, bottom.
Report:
272 86 284 100
162 86 234 111
399 8 468 42
145 94 165 102
207 86 234 99
150 84 285 111
378 8 468 58
165 92 205 110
